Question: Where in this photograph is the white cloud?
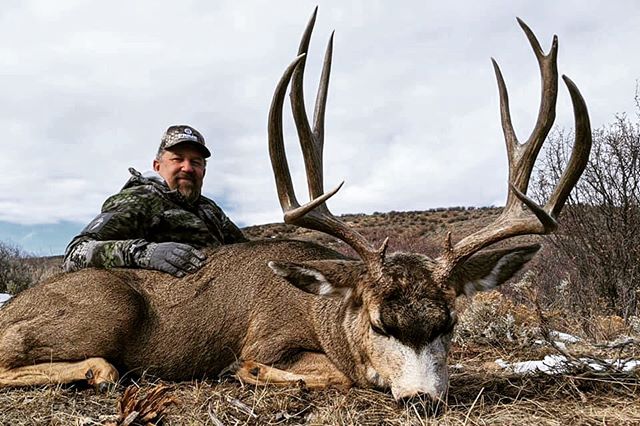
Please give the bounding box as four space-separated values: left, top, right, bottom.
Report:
0 0 638 229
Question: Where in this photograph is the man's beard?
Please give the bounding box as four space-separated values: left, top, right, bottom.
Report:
175 175 201 203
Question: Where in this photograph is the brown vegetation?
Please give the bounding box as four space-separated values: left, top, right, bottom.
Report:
0 243 61 294
533 107 640 322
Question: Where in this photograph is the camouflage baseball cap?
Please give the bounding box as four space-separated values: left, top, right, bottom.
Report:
158 125 211 158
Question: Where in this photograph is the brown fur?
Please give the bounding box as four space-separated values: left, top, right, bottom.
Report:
0 240 333 380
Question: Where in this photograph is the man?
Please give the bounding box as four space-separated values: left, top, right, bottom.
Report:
63 125 247 277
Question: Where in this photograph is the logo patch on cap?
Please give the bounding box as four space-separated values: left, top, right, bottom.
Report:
184 128 193 135
176 133 198 142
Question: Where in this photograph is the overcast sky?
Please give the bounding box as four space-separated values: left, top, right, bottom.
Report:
0 0 638 254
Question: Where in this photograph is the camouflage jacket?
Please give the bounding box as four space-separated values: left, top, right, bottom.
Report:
63 168 247 272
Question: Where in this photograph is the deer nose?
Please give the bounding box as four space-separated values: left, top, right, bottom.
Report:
394 388 442 401
396 392 446 416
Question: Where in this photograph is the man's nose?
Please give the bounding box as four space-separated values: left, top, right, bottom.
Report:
181 161 194 172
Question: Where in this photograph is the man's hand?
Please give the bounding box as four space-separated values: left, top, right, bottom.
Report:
137 242 207 277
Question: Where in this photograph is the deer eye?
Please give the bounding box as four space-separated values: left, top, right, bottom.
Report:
442 319 455 335
444 311 458 334
431 315 457 340
371 323 389 337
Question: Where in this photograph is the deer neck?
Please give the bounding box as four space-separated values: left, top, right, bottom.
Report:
311 297 372 386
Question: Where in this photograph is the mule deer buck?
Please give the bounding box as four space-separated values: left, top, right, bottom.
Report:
0 11 590 401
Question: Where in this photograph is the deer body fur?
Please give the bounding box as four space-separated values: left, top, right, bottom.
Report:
0 240 349 380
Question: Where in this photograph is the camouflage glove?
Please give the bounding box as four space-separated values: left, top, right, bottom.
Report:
135 242 207 277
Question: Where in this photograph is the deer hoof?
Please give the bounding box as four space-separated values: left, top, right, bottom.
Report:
234 361 266 381
218 359 244 379
85 368 115 392
97 381 114 393
83 358 119 392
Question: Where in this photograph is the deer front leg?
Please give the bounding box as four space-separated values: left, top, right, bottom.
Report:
0 357 118 391
233 352 352 391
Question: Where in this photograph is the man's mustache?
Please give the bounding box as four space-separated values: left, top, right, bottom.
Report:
176 173 195 182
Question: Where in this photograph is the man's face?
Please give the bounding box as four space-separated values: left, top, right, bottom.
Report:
153 144 206 203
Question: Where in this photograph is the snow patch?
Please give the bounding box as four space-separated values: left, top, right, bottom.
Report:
0 293 12 308
549 331 581 343
534 330 582 350
495 354 640 375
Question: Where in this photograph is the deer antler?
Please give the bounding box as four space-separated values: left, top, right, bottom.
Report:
436 18 592 280
268 8 388 274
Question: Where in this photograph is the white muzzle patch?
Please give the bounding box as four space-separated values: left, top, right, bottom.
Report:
387 337 449 401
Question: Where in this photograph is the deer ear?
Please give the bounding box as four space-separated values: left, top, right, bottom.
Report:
451 244 540 297
268 259 363 297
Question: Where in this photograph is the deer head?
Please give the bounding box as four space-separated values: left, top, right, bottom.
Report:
267 9 591 401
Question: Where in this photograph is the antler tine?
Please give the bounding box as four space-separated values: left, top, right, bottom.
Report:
499 18 559 207
268 54 307 212
268 53 344 216
492 58 517 163
515 19 558 192
312 31 334 149
269 12 387 274
436 20 592 279
508 75 592 221
547 75 592 218
291 7 327 203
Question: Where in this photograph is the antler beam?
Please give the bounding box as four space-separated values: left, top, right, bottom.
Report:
436 18 592 278
268 8 388 275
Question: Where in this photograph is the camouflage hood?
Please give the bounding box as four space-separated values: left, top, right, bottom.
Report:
123 167 200 208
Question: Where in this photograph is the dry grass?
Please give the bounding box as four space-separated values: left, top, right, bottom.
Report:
0 363 637 425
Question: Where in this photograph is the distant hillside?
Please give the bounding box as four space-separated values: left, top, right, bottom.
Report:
243 206 503 256
19 207 505 287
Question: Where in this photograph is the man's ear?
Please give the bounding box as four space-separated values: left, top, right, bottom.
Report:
153 158 161 172
268 259 365 298
450 244 540 297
